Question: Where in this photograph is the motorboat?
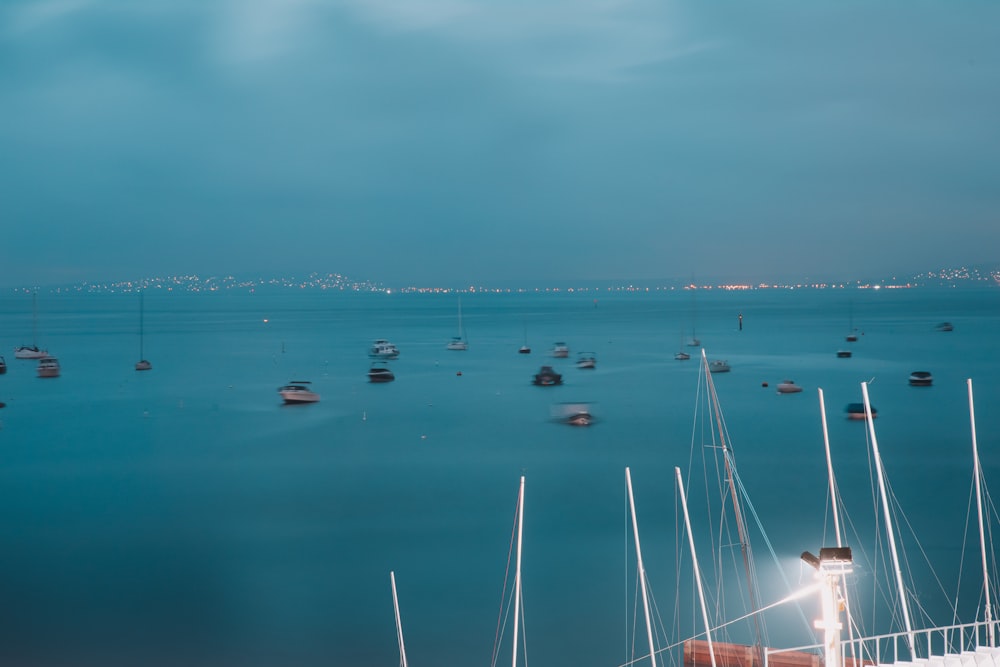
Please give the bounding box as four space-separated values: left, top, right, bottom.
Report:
368 362 395 383
674 351 691 361
909 370 933 386
551 401 592 425
845 402 876 419
369 339 400 359
836 350 852 358
37 357 60 378
845 332 858 342
776 379 803 394
935 321 954 332
0 355 6 375
532 366 562 386
278 381 320 404
708 359 731 373
14 345 48 360
551 342 569 358
575 352 596 369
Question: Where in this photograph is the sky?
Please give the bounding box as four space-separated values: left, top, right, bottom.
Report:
1 0 999 288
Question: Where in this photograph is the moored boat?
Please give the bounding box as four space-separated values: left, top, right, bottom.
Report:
776 379 802 393
445 298 468 350
37 357 60 378
532 365 562 386
575 352 596 369
551 342 569 358
909 370 933 386
675 351 691 361
836 350 852 358
845 402 876 419
14 345 48 360
278 381 320 404
935 321 954 332
368 362 395 383
708 359 730 373
0 355 6 375
369 339 400 359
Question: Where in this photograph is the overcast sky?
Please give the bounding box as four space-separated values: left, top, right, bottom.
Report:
2 0 998 288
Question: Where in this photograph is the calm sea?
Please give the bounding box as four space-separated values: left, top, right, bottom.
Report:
1 286 999 667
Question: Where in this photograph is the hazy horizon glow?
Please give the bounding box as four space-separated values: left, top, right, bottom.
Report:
2 1 999 288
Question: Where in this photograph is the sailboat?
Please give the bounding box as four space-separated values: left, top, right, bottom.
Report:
845 301 858 342
135 291 152 371
446 297 468 350
14 291 48 359
519 321 531 354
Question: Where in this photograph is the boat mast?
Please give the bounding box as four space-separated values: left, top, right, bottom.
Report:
701 350 765 658
511 476 525 667
968 378 995 648
676 466 717 667
139 291 145 359
861 381 915 655
625 467 658 667
819 389 843 547
390 571 408 667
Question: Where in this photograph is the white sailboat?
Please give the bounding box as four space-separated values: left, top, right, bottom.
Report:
446 297 468 350
15 291 48 359
135 291 152 371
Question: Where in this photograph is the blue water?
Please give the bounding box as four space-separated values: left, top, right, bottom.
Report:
1 287 999 666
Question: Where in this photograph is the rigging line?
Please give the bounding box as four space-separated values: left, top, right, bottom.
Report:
491 494 522 667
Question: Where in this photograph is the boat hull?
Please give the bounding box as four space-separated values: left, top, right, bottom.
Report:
15 347 48 359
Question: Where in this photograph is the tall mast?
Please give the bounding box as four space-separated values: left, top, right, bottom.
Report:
390 571 408 667
676 466 717 667
969 379 994 647
511 476 525 667
819 389 843 547
625 467 658 667
139 292 145 359
861 381 915 654
701 350 765 658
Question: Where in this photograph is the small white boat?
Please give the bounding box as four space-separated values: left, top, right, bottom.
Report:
935 321 954 332
551 342 569 358
278 381 320 404
776 379 803 394
909 370 933 386
368 362 395 383
518 345 531 354
369 339 400 359
37 357 60 378
575 352 596 369
0 355 6 375
674 351 691 361
708 359 730 373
